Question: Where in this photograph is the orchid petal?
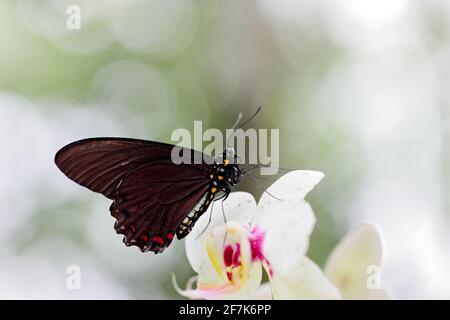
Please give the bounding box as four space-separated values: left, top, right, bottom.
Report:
186 192 257 273
271 257 341 300
253 171 323 275
257 170 324 207
174 259 263 300
255 200 316 276
179 215 263 300
212 262 263 300
250 283 273 300
324 223 389 300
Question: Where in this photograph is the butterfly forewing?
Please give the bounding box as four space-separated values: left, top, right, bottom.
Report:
55 138 212 198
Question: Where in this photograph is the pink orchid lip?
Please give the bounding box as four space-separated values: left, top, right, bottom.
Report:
248 225 273 277
222 224 273 280
223 243 241 281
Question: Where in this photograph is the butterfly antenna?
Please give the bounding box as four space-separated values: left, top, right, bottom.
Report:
226 112 243 148
241 163 260 174
245 170 283 201
249 173 270 181
238 106 262 129
240 164 270 181
257 164 293 172
245 163 294 173
226 106 262 148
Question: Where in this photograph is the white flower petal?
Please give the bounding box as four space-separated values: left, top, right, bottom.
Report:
250 283 273 300
214 262 263 300
251 171 323 274
174 262 263 300
271 257 341 300
185 192 257 272
172 274 199 298
257 170 324 209
255 200 316 275
324 223 388 300
197 254 225 286
365 287 390 300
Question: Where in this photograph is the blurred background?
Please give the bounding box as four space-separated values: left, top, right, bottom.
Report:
1 0 449 299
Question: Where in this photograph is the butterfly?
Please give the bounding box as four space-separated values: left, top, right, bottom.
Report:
54 109 261 254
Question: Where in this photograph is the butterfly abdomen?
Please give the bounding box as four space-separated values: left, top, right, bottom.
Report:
176 192 212 239
176 161 241 239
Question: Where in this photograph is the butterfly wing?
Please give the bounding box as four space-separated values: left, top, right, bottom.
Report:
55 138 211 198
55 138 215 253
110 162 213 253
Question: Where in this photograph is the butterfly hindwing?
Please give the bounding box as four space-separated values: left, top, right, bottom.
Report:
110 163 212 253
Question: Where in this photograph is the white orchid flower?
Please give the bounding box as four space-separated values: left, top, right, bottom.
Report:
324 223 390 299
173 170 389 300
254 223 390 300
173 170 327 299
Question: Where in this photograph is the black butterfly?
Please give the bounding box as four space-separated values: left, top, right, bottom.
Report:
55 109 263 254
55 138 242 254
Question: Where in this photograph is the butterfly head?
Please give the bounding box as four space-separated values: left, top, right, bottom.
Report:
213 147 241 188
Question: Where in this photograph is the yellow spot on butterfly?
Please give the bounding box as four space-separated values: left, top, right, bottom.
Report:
210 174 214 179
224 159 229 166
211 187 217 193
218 175 224 181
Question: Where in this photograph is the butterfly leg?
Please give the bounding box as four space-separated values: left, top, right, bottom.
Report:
220 200 229 247
194 187 231 240
218 191 230 246
221 199 227 223
212 187 230 223
219 185 231 201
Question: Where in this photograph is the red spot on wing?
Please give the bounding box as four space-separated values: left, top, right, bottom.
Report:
167 233 174 240
152 236 164 245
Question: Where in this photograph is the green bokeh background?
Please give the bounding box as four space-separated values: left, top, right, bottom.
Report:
1 0 449 299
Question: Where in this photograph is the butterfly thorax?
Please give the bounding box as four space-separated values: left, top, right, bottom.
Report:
212 147 242 190
175 148 242 239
